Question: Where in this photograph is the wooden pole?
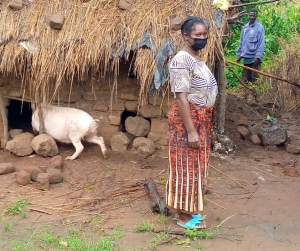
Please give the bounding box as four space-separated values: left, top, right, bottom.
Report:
216 58 227 134
35 90 45 134
226 59 300 88
0 95 9 148
229 0 280 9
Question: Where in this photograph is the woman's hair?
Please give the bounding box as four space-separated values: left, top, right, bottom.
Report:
180 16 209 35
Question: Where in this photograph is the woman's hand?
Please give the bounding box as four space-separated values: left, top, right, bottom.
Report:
188 129 200 148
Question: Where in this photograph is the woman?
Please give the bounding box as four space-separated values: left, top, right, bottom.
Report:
166 16 218 229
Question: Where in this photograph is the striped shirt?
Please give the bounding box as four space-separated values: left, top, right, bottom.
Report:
169 51 218 107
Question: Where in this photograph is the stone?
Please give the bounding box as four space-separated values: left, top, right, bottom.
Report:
249 123 262 135
110 132 130 152
109 102 125 111
9 129 23 139
82 92 98 101
125 101 138 112
125 116 150 137
36 173 50 190
281 112 293 119
249 135 261 145
50 155 64 170
139 106 162 118
69 190 84 199
118 0 134 10
6 132 34 156
259 119 287 146
237 126 250 140
8 0 23 10
170 17 183 31
217 135 234 153
46 168 63 184
132 137 155 157
54 90 81 103
93 103 109 112
120 92 138 101
147 119 168 146
108 115 121 126
213 142 227 154
285 144 300 154
7 89 21 97
49 14 64 30
31 169 44 182
31 134 58 157
231 113 249 126
0 163 15 175
16 170 30 186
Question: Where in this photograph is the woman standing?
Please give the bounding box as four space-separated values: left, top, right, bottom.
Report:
166 16 218 229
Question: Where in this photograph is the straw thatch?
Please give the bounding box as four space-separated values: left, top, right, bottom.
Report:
0 0 228 103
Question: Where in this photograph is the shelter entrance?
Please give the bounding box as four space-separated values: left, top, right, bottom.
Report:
7 99 33 133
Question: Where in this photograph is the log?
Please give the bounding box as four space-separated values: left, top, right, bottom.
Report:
230 0 280 9
34 91 45 134
216 58 227 134
226 60 300 88
0 95 8 148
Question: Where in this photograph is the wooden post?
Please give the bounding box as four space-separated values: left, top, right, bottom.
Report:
0 94 9 148
216 58 227 134
35 90 45 134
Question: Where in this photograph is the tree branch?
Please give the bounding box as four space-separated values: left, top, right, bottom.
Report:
230 0 280 9
226 59 300 88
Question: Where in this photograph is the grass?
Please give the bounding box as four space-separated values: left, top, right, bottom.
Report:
3 198 28 218
185 228 219 241
9 227 123 251
155 214 168 225
133 220 154 233
147 232 169 251
215 216 221 221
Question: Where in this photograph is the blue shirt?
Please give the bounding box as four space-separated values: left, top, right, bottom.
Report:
236 21 265 60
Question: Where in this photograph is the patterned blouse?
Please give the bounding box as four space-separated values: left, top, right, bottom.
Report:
169 51 218 108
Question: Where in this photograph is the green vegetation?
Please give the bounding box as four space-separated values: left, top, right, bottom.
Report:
3 199 28 218
225 0 300 89
147 232 169 250
133 220 154 233
155 214 168 225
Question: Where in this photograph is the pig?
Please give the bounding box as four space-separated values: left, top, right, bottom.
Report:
31 104 107 160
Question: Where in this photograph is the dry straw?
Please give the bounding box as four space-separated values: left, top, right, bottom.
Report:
0 0 227 103
260 36 300 111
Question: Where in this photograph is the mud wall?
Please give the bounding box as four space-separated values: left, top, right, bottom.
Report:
0 65 174 153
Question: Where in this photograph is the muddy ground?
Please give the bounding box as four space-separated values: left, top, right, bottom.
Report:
0 94 300 251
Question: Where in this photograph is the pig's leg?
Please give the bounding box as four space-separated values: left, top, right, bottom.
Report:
65 133 84 160
85 134 108 159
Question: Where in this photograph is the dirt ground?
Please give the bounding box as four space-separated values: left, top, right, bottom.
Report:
0 94 300 251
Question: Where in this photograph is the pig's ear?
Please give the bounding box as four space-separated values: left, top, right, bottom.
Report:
31 103 36 113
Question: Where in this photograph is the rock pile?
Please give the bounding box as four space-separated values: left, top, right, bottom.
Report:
0 155 64 190
6 131 58 157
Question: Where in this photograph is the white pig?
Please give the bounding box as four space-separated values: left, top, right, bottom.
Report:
31 104 107 160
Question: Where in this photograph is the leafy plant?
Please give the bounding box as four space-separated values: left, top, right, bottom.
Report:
4 199 28 218
266 113 276 122
133 220 154 232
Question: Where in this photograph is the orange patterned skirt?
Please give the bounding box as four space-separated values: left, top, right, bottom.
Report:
166 100 214 213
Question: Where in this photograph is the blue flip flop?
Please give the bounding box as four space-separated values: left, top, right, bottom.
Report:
176 217 206 229
173 214 206 221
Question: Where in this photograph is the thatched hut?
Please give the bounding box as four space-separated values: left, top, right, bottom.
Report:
0 0 229 151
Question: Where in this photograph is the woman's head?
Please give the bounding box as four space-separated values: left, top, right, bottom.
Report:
181 16 209 51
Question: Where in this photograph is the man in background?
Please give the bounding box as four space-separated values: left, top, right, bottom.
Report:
236 9 265 84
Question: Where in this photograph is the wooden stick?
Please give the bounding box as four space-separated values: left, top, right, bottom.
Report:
30 208 52 215
225 64 257 94
0 95 9 147
206 198 227 210
254 166 280 178
210 165 251 193
230 0 280 9
226 60 300 88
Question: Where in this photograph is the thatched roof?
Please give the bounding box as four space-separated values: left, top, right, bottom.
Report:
0 0 228 102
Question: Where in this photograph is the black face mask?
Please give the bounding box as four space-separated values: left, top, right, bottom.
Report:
190 37 208 51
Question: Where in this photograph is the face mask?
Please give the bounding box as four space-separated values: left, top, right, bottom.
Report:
190 37 208 51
